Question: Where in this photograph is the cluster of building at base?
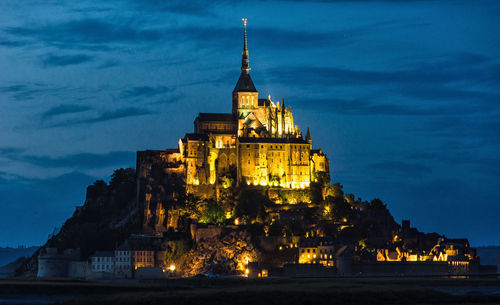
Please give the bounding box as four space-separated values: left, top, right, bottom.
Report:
37 234 170 279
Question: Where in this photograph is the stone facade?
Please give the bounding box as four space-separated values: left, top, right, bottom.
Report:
137 22 330 208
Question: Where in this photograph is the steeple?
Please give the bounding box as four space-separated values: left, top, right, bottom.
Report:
233 18 257 93
306 127 311 144
241 18 250 73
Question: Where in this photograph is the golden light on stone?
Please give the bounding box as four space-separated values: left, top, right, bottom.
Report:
148 16 330 203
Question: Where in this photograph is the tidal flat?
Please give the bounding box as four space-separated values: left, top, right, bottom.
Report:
1 276 500 305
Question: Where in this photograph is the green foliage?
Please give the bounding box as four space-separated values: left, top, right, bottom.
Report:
235 186 272 223
164 240 190 265
219 165 237 189
198 199 225 224
320 195 353 223
345 193 355 205
315 171 331 187
277 189 312 204
325 182 344 199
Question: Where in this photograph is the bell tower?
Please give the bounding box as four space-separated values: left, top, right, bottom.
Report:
232 18 259 118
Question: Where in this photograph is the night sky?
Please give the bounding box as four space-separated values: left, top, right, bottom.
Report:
0 0 499 247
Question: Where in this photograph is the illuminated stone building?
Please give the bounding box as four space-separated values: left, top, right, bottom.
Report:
138 20 330 205
298 238 336 267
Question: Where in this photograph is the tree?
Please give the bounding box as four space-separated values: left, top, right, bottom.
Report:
235 186 273 223
325 182 344 199
321 195 352 223
198 199 225 224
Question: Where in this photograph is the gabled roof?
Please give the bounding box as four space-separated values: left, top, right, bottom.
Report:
233 72 257 92
196 113 235 122
184 133 209 141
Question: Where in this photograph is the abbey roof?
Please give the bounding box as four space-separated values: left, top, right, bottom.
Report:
233 71 257 92
196 113 235 122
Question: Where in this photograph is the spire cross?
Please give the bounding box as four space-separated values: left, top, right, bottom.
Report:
242 18 247 28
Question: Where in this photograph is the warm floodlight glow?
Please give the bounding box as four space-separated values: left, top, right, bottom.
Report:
169 264 176 271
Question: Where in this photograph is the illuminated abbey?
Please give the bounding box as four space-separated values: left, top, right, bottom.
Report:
138 20 330 199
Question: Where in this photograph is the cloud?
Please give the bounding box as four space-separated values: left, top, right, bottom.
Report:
0 147 25 156
121 86 172 99
47 107 153 127
415 117 500 145
294 97 456 116
0 37 29 47
408 150 500 168
368 161 432 177
41 104 92 120
0 171 97 246
129 0 220 16
0 83 66 101
267 54 500 116
0 84 42 101
97 59 120 69
41 53 94 67
4 18 162 49
0 149 135 170
22 151 136 170
168 23 376 51
3 18 370 52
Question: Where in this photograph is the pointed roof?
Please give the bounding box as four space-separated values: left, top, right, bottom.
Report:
233 72 257 92
305 127 311 143
233 19 257 93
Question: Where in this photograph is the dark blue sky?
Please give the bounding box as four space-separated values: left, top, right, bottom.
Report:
0 0 499 247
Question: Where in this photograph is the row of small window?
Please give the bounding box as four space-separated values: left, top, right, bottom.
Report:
93 264 112 271
301 248 334 254
94 257 112 262
302 254 334 260
242 144 305 150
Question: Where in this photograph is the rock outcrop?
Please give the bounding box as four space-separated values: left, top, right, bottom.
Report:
177 229 257 277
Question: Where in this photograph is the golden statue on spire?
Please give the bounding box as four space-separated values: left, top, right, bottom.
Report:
242 18 247 27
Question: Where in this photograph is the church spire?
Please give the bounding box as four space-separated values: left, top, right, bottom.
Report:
233 18 257 93
241 18 250 73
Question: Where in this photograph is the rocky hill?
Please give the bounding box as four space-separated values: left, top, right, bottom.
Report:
15 168 141 276
14 159 445 277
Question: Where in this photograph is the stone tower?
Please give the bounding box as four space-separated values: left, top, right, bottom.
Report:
232 18 259 119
